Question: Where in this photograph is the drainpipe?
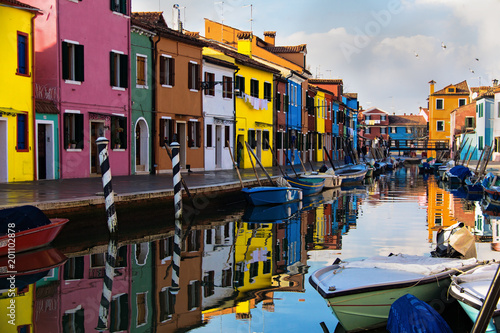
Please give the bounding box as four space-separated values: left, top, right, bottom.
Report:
150 35 161 174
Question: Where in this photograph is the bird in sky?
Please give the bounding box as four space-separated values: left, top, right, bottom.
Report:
469 68 475 73
414 51 419 58
441 42 447 49
475 58 479 61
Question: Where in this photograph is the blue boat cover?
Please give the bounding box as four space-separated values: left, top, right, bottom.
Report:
448 165 472 181
387 294 453 333
0 205 51 236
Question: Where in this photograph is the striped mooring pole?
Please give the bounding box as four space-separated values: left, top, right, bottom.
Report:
95 137 118 331
171 142 182 294
96 137 117 234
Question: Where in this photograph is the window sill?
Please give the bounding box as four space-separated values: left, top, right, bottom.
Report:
16 71 30 77
161 84 173 88
190 89 199 92
66 148 82 152
112 149 126 151
112 86 126 91
136 84 149 89
65 80 82 85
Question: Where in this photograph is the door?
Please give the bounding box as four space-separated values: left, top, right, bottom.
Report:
90 121 105 174
256 130 262 161
135 119 149 173
215 125 222 168
0 120 7 182
37 124 47 179
177 122 186 168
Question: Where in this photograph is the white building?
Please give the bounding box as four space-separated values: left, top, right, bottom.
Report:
202 56 237 170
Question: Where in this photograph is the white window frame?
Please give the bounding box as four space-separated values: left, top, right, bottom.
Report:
436 99 444 110
436 120 445 132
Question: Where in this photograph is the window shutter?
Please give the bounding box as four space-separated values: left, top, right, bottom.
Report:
75 44 84 82
75 114 84 146
62 42 69 80
170 58 175 86
110 52 115 86
188 63 192 89
120 0 127 15
196 64 201 90
159 57 166 84
120 54 128 88
196 122 201 147
159 119 165 147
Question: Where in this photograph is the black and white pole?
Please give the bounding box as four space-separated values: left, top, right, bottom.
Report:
95 137 118 331
171 142 182 294
96 238 118 331
96 137 117 234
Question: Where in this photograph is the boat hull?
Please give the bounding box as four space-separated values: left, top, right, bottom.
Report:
284 176 325 196
0 218 69 256
241 186 302 206
300 173 342 189
242 200 302 222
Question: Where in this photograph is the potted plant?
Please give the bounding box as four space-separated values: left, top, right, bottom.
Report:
70 139 77 149
114 137 121 149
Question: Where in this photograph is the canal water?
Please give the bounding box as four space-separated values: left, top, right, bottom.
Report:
8 165 500 332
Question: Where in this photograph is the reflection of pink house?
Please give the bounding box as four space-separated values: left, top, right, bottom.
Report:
36 247 131 333
25 0 131 178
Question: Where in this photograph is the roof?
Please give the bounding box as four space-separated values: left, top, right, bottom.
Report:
35 99 59 114
265 45 307 53
388 114 426 126
432 80 469 95
0 0 40 11
475 86 496 99
363 107 389 115
309 79 343 85
344 93 358 99
131 12 167 29
203 55 239 70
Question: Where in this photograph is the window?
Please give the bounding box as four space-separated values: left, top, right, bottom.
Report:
248 129 256 149
110 294 129 332
264 82 272 101
284 94 289 112
111 116 127 149
365 115 370 121
160 55 175 86
110 0 127 15
159 118 175 147
203 271 215 297
381 127 386 134
186 229 200 251
223 76 232 98
317 133 322 149
64 112 84 150
459 98 466 107
63 308 85 333
381 115 386 121
276 131 283 149
436 120 444 132
479 136 484 150
188 62 200 90
262 131 269 150
136 54 147 87
365 127 371 134
159 236 174 259
276 92 281 111
136 293 147 326
222 269 232 287
62 41 84 82
63 257 84 280
406 127 412 134
225 126 230 147
465 117 474 128
235 75 245 97
477 103 484 118
159 288 175 321
206 124 212 147
436 99 444 110
16 113 28 151
188 121 201 148
250 79 259 98
498 102 500 118
187 281 201 310
17 32 29 76
110 51 128 88
204 72 215 96
390 127 396 134
448 87 455 93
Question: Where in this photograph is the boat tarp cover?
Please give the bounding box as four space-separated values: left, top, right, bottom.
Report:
0 205 51 236
387 294 453 333
345 254 478 275
448 165 472 181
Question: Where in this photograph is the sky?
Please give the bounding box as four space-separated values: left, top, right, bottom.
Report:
132 0 500 115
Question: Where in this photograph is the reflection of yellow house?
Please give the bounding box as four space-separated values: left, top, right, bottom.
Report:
428 80 470 158
426 181 459 242
315 90 326 162
0 284 34 332
234 222 273 298
313 205 326 249
0 2 38 182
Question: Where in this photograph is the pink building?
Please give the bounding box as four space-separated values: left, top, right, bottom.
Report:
26 0 131 178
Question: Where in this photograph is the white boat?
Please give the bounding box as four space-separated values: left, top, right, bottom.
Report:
449 262 500 332
309 254 480 332
300 168 342 189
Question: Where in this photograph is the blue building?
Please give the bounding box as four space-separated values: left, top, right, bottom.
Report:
388 114 427 152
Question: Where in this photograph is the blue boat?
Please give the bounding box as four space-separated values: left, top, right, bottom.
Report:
241 186 302 206
334 164 368 185
242 200 302 223
284 176 325 196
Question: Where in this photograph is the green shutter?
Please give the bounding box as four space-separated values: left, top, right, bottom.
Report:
120 0 127 14
110 52 115 86
62 42 69 80
120 54 128 88
75 44 84 82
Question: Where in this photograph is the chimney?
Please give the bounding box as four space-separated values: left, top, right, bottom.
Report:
172 4 183 32
493 79 498 87
429 80 436 95
237 31 253 57
264 31 276 46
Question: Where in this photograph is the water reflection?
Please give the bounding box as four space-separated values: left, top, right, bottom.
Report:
9 167 500 332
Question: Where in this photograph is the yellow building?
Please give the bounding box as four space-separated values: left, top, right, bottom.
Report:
315 89 326 162
203 36 279 169
427 80 470 158
0 1 39 182
0 283 34 333
426 180 459 242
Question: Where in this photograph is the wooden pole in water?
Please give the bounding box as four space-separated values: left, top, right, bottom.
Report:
170 142 182 295
265 139 286 177
96 137 117 234
245 141 274 184
471 264 500 333
164 144 192 198
96 238 118 331
297 153 307 173
227 140 244 189
245 142 262 186
323 146 336 170
466 147 476 168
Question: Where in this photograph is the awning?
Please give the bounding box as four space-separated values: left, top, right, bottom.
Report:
0 107 24 117
35 99 60 114
255 121 273 128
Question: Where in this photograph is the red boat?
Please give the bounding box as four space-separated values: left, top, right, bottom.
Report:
0 205 68 256
0 246 67 277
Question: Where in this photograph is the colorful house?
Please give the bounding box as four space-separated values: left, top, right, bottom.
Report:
26 0 132 179
0 0 40 182
450 103 476 161
314 87 326 162
201 55 238 171
360 107 390 146
130 15 156 175
388 113 428 151
427 80 470 158
494 85 500 161
474 88 495 160
306 85 317 162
